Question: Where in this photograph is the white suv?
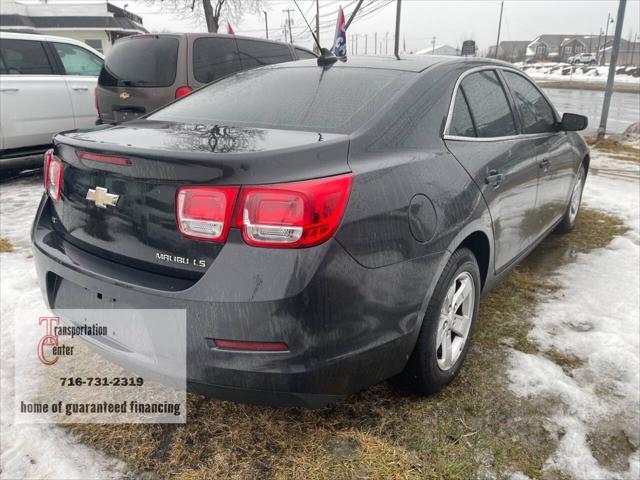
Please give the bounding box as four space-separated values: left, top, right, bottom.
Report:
570 53 598 65
0 32 104 172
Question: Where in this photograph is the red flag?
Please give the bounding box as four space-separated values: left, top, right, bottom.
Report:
227 22 235 35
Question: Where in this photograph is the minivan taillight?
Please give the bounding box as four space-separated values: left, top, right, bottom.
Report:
236 174 352 248
175 86 193 99
43 149 63 201
176 186 239 242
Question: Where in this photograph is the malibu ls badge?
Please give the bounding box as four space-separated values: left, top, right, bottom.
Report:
86 186 119 208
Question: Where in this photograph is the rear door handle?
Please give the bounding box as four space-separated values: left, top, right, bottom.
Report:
71 86 89 91
485 170 504 188
0 88 19 92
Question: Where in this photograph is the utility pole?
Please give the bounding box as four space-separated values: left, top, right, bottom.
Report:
588 32 593 53
596 28 604 62
374 32 378 55
365 34 368 55
264 11 269 39
431 36 436 54
393 0 402 59
494 1 504 58
283 9 294 44
598 0 627 139
385 32 389 55
314 0 320 54
355 34 358 55
601 12 613 65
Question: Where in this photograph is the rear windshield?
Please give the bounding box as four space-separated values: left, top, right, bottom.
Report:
99 36 179 87
148 66 411 133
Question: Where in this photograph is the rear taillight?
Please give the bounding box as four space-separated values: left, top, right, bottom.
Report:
43 149 63 201
176 186 239 242
236 174 353 248
176 174 352 247
175 86 193 99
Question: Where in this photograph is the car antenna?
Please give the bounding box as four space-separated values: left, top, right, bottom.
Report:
292 0 337 66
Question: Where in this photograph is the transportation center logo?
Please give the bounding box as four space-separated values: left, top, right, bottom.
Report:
37 316 62 366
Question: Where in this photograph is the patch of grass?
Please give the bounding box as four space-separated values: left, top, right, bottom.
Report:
0 238 14 252
63 207 628 480
543 348 584 373
587 423 636 472
586 136 640 163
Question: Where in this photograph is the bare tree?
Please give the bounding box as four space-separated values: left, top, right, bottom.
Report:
149 0 264 33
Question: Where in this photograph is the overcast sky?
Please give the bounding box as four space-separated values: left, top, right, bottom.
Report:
112 0 640 54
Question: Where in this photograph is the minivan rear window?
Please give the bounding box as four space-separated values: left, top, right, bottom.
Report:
99 36 179 87
149 66 411 134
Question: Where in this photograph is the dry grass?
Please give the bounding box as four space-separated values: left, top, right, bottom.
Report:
585 136 640 163
63 207 627 480
0 238 14 252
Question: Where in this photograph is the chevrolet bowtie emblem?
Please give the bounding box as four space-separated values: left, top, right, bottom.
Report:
119 91 130 100
86 187 119 208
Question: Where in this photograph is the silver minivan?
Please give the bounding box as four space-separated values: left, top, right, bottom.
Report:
96 33 316 124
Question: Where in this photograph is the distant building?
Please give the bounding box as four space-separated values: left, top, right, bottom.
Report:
600 39 640 66
0 0 146 53
487 41 530 62
414 44 458 56
525 34 599 62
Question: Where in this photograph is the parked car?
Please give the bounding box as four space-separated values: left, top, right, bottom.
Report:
96 33 316 124
32 56 589 408
570 53 597 65
0 32 103 173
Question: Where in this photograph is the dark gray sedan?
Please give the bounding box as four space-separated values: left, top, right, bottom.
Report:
32 56 588 407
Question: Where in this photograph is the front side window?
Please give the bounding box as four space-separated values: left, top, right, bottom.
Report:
458 70 516 138
503 71 556 134
0 39 53 75
53 42 103 76
236 39 293 70
449 89 476 137
193 37 241 83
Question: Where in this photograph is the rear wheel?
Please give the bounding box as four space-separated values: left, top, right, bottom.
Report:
555 163 586 234
395 248 481 395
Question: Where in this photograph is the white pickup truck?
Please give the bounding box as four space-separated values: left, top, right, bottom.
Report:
0 32 104 173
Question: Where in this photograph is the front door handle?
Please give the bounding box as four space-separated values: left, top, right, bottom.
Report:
485 170 504 188
71 86 89 91
539 158 551 171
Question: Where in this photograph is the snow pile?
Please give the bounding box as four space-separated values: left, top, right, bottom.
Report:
0 179 127 479
508 153 640 479
521 63 640 86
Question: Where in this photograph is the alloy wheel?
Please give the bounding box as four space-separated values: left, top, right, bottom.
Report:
436 271 475 370
569 166 585 224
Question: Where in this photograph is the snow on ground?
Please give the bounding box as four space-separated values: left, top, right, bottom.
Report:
508 151 640 479
522 63 640 86
0 178 129 479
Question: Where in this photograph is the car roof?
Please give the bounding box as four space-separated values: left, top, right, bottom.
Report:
126 32 295 46
0 31 104 58
265 55 512 73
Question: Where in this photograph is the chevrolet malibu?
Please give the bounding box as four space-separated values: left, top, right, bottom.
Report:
32 56 589 408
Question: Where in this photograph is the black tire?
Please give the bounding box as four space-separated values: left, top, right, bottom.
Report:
395 248 481 395
555 163 587 234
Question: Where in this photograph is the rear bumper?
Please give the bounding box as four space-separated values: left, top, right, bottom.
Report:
32 196 445 407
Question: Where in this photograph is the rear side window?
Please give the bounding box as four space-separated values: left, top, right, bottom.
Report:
449 89 476 137
236 39 293 69
193 37 241 83
99 36 178 87
295 48 317 60
0 39 53 75
503 71 556 134
52 42 102 76
150 66 410 134
459 70 516 137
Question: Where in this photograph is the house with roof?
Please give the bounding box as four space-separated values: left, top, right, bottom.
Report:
0 0 147 53
487 41 530 62
526 34 600 62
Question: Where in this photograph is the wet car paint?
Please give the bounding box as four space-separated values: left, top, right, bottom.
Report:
32 57 589 407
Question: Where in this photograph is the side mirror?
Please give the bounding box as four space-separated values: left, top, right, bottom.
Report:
559 112 588 131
